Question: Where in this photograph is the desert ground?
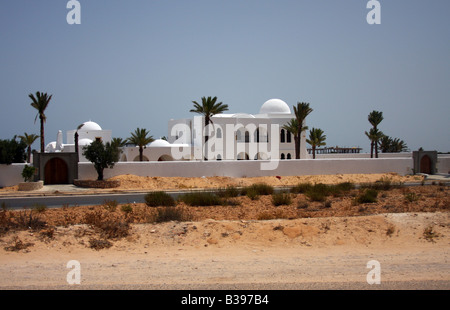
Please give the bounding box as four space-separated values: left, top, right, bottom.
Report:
0 173 449 290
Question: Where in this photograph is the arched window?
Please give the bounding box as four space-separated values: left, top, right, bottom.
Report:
287 153 292 159
286 131 292 143
254 128 260 143
245 131 250 143
216 128 222 139
280 129 286 143
280 153 285 160
236 130 241 141
216 154 222 161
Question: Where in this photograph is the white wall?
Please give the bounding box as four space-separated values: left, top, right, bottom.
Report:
315 152 412 159
437 155 450 174
0 164 27 187
78 157 414 180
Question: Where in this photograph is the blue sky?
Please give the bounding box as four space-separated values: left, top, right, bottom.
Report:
1 0 449 153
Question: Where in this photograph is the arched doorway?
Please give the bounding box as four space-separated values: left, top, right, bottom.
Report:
157 154 174 161
420 155 432 174
44 157 69 184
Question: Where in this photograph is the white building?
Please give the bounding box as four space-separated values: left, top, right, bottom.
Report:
46 99 309 162
45 121 112 162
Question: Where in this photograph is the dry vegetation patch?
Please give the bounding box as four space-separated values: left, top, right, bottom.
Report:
0 174 448 251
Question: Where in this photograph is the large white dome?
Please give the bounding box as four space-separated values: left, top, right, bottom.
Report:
80 121 102 131
259 99 291 114
149 139 171 147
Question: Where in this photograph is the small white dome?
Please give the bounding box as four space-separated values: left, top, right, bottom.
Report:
45 142 56 152
78 138 93 146
149 139 171 147
80 121 102 131
259 99 291 114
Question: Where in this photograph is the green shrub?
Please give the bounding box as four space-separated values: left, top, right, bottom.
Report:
360 177 402 191
356 189 378 204
145 191 176 207
155 207 192 223
21 165 36 182
103 199 118 212
272 192 292 206
241 183 274 196
404 192 419 203
32 203 47 213
245 187 260 200
178 191 222 206
121 204 133 213
304 184 329 202
302 182 355 201
290 183 313 194
333 182 355 193
216 186 240 198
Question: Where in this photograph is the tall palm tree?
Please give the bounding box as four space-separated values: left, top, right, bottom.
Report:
190 96 228 160
18 132 39 163
306 128 326 159
293 102 313 159
127 128 154 161
367 110 383 158
365 127 384 158
29 91 52 153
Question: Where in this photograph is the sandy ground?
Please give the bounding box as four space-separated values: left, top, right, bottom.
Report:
0 173 449 290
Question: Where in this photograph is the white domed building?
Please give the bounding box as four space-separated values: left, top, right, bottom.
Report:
45 120 112 162
44 100 308 164
166 98 309 161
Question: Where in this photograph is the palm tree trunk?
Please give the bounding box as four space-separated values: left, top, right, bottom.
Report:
40 117 45 153
294 135 300 159
139 146 143 161
27 146 32 163
204 117 210 161
312 146 316 159
370 141 374 158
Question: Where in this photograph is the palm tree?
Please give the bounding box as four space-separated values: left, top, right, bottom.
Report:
190 96 228 160
380 135 408 153
18 133 39 163
365 127 384 158
306 128 326 159
111 137 127 148
127 128 154 161
367 110 383 158
29 91 52 153
293 102 313 159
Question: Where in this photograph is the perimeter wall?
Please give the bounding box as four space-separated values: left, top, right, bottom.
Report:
78 157 415 180
2 155 449 187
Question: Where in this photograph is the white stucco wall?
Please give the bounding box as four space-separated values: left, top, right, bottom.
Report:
315 152 412 159
78 157 414 180
437 155 450 174
0 164 28 187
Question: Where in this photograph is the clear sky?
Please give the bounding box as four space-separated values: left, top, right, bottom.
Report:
1 0 449 153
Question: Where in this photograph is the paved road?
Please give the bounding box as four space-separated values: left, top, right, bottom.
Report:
0 192 149 209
